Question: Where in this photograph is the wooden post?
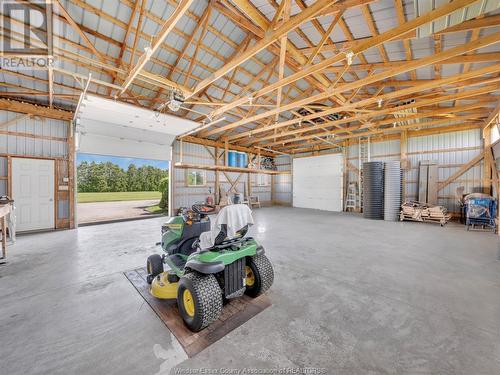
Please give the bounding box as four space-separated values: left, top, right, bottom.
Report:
214 146 219 205
54 160 59 229
247 172 251 200
271 174 275 206
68 121 75 229
180 139 184 164
7 156 11 197
247 152 252 201
342 141 348 211
483 126 492 195
1 210 6 260
400 130 408 201
224 139 229 167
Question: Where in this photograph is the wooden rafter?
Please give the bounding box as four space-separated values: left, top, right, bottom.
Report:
394 0 416 81
275 0 291 122
55 0 106 63
306 11 344 65
189 0 335 97
206 0 483 123
229 65 500 142
206 30 500 138
119 0 195 95
212 0 346 112
482 101 500 135
299 14 500 56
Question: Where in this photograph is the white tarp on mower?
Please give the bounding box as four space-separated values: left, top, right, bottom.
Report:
199 204 254 250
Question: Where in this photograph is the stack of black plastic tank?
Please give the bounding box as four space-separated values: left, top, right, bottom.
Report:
363 161 385 219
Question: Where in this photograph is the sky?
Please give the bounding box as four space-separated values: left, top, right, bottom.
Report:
77 153 169 170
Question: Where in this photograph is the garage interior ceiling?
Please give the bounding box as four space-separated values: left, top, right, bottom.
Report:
0 0 499 154
414 0 499 37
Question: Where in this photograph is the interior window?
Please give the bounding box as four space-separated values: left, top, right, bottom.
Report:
254 173 270 187
187 170 206 187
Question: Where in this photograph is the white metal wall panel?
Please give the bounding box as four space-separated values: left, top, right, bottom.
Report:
293 154 344 212
0 111 68 158
171 141 272 210
408 129 483 212
0 110 70 219
274 155 292 205
342 129 485 213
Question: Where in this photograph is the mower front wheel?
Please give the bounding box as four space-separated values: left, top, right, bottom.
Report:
245 254 274 297
146 254 163 284
177 272 223 332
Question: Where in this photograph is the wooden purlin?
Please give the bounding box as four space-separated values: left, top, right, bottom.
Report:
204 0 484 126
230 65 500 143
206 31 500 139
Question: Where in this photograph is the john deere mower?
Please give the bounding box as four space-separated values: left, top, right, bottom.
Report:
146 203 274 332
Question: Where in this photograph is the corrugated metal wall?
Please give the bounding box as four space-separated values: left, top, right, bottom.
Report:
407 129 483 212
171 141 292 209
173 128 484 214
345 129 485 213
274 155 292 206
172 141 216 209
0 110 70 221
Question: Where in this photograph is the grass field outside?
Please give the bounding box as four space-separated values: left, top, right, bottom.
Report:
78 191 161 203
145 204 165 214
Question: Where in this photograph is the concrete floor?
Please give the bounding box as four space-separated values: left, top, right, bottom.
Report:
1 207 499 375
78 199 160 224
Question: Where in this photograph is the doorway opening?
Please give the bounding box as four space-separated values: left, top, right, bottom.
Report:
77 153 169 225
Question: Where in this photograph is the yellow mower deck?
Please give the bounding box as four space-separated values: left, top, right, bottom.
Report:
150 272 178 299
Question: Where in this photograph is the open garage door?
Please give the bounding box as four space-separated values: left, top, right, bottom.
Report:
293 154 344 212
75 95 199 160
74 95 200 223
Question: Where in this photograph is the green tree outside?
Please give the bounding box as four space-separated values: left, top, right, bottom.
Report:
77 161 168 194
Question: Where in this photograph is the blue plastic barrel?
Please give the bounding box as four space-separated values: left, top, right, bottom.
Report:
236 152 247 168
228 151 237 167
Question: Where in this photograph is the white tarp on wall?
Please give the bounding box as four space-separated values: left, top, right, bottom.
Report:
76 95 199 161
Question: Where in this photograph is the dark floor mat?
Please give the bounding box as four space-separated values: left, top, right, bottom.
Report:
124 267 272 357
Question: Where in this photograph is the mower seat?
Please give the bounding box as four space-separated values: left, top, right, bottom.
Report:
199 204 254 250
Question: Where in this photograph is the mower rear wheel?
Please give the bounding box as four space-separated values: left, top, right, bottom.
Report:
177 272 223 332
245 254 274 297
146 254 163 284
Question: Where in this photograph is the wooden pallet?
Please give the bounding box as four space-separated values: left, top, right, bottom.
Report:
124 267 272 357
400 201 451 226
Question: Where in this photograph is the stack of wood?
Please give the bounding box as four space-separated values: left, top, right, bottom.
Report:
400 201 451 226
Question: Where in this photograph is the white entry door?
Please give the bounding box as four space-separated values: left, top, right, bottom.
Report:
293 154 344 212
12 158 55 231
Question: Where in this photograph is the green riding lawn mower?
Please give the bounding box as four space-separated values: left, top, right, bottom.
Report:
146 203 274 332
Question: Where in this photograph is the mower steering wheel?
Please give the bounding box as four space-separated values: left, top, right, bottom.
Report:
192 203 216 215
177 207 194 222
